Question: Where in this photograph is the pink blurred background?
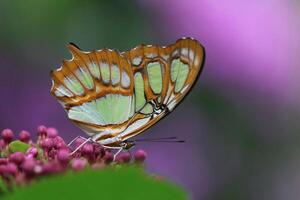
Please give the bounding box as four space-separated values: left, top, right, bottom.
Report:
0 1 299 199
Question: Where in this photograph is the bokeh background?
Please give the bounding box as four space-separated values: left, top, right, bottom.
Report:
0 0 299 199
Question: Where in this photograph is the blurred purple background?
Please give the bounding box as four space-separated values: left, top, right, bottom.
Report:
0 1 300 199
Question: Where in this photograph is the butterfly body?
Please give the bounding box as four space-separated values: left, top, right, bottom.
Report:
50 38 205 148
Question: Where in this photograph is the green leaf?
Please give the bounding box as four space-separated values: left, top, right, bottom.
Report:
8 141 30 154
3 166 187 200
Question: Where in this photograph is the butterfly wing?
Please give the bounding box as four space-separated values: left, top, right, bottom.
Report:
51 45 138 136
123 37 205 113
117 38 205 143
50 38 205 147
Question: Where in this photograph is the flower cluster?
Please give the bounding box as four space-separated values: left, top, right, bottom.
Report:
0 126 147 187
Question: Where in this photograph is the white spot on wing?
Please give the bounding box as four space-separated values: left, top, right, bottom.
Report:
181 48 188 57
146 53 157 58
132 57 142 65
100 62 110 83
162 54 169 61
121 71 130 88
172 49 179 57
111 64 120 85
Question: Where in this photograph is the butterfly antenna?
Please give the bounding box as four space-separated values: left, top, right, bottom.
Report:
132 136 177 142
133 140 185 143
129 137 185 143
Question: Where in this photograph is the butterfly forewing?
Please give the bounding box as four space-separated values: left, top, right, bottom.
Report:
50 38 205 147
123 38 204 113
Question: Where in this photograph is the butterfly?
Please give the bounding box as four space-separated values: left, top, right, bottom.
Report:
50 37 205 151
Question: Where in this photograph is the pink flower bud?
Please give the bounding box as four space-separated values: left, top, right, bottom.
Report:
1 129 14 143
6 162 18 175
0 158 8 165
47 127 58 138
37 125 47 137
81 143 94 156
57 149 70 164
74 137 85 147
22 159 36 175
19 130 31 143
116 152 131 163
9 152 25 165
41 138 54 150
134 149 147 163
26 147 38 158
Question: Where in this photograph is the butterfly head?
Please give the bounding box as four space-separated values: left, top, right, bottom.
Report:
121 140 135 150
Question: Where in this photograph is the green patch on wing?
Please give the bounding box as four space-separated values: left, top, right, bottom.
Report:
111 64 120 85
76 67 94 89
134 72 146 111
140 103 153 114
55 85 73 97
87 62 101 79
171 59 189 93
100 62 110 83
68 94 133 125
64 76 84 95
147 62 162 94
171 59 180 82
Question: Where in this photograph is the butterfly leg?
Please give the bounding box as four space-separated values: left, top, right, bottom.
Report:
70 137 92 156
126 149 134 162
67 136 89 146
113 148 123 162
